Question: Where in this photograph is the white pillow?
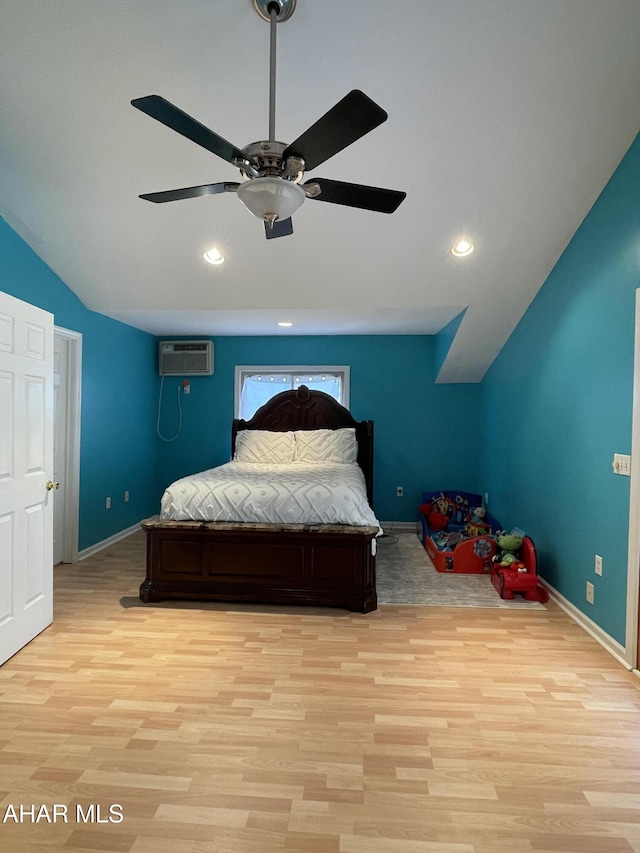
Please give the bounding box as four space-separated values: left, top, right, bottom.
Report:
294 428 358 463
234 429 295 463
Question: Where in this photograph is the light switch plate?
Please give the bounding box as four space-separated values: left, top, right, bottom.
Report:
613 453 631 476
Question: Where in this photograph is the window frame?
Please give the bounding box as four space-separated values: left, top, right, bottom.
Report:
234 365 351 419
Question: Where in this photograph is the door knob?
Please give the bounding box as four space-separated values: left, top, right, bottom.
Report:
46 480 60 491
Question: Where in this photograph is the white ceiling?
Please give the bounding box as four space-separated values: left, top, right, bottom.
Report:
2 1 640 381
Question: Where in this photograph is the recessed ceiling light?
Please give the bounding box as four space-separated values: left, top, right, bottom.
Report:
277 321 293 327
451 239 474 257
202 247 224 265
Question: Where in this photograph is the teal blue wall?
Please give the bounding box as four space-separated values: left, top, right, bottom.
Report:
156 335 483 522
1 217 159 550
480 133 640 645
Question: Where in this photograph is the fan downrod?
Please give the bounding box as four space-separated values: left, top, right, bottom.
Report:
252 0 296 23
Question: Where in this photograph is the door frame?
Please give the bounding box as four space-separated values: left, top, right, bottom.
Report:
53 326 82 564
627 291 640 671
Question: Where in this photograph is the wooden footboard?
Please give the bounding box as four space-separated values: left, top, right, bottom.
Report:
140 517 378 613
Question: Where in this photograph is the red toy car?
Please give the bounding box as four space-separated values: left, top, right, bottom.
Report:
490 535 549 602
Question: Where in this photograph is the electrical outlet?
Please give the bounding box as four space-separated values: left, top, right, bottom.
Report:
595 554 602 576
105 496 111 509
124 490 130 503
586 581 594 604
396 486 403 497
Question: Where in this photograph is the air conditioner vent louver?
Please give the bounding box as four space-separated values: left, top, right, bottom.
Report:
159 341 214 376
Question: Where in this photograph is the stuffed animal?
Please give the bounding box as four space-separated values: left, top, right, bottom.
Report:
469 506 486 525
493 532 524 567
419 502 450 532
465 505 490 536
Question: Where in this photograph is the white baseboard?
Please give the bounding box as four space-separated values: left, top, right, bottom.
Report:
542 580 630 670
381 521 416 531
77 522 142 561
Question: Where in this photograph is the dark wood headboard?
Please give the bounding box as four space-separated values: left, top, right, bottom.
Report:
232 386 374 506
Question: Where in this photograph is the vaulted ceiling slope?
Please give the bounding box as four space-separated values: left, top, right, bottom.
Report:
2 1 640 381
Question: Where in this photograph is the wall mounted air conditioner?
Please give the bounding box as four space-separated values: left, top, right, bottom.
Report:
158 340 214 376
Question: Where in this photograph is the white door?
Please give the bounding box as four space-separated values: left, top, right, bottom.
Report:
0 291 55 666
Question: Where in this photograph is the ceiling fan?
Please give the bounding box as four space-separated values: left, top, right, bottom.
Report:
131 0 406 240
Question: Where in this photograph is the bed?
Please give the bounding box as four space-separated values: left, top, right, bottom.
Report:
140 386 380 612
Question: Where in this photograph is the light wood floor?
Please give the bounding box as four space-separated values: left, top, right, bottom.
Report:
2 532 640 852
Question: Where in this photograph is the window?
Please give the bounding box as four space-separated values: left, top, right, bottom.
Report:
235 365 350 420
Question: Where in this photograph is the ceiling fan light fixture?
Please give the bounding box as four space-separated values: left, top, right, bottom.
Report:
236 177 306 224
131 0 405 240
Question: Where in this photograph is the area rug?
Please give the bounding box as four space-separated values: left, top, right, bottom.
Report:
376 531 546 609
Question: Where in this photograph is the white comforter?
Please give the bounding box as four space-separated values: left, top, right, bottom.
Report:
160 461 381 531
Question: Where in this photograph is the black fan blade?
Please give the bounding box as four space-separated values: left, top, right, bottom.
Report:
264 218 294 239
283 90 387 171
306 178 406 214
131 95 246 164
139 182 239 203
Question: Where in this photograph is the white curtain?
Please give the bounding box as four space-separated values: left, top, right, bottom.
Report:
239 373 341 420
